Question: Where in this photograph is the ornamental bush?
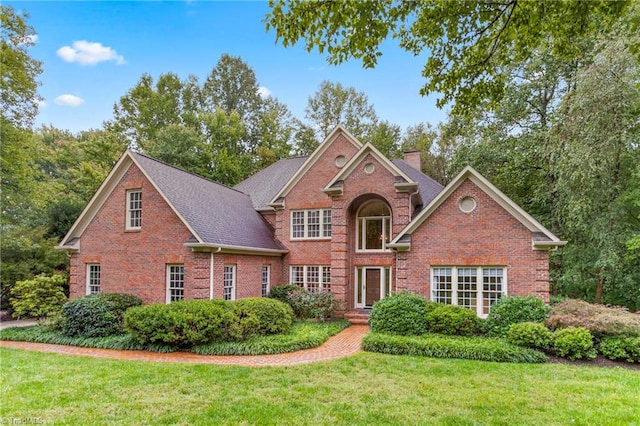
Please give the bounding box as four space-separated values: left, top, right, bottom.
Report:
62 293 142 338
506 322 554 351
124 299 234 346
232 297 293 336
286 288 340 320
369 292 433 336
424 304 482 336
9 274 67 320
552 327 597 361
546 299 640 338
483 296 551 336
268 284 299 304
598 336 640 363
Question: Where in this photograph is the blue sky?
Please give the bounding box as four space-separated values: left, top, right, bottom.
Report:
9 1 448 134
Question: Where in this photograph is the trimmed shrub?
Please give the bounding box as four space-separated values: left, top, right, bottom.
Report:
309 291 341 320
483 296 551 336
362 332 547 363
553 327 596 361
546 299 640 338
268 284 299 304
598 336 640 363
232 298 294 336
506 322 554 350
193 320 350 356
287 288 340 320
124 299 234 346
424 304 482 336
62 293 142 338
9 274 67 320
369 292 433 336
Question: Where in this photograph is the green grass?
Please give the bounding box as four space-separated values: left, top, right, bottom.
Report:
1 348 638 425
0 320 349 355
193 320 349 355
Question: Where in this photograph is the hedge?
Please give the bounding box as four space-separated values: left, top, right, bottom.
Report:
362 332 548 363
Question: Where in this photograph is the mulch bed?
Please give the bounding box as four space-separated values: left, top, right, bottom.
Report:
547 355 640 371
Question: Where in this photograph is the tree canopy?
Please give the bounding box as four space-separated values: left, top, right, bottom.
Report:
0 5 42 129
265 0 634 115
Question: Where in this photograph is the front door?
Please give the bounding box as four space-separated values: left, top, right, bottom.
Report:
355 267 391 308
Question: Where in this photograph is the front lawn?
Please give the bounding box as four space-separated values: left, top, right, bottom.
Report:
1 348 638 425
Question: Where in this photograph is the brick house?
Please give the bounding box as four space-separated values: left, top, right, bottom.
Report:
58 126 565 317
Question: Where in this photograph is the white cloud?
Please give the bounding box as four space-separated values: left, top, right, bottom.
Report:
257 86 271 99
54 94 85 107
57 40 126 66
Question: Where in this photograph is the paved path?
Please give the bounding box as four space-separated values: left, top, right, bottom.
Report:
0 325 369 367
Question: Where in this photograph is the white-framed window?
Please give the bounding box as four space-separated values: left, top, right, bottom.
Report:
223 265 236 301
126 189 142 230
431 267 506 317
290 265 331 292
86 264 101 295
261 265 270 297
290 209 331 239
356 200 391 251
166 264 184 302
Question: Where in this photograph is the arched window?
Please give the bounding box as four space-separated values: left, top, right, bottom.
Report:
356 200 391 251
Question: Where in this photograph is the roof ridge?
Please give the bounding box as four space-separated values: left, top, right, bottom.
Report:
130 150 248 196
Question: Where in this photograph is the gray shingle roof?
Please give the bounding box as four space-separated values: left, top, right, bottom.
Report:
234 157 308 210
392 159 444 207
131 152 284 251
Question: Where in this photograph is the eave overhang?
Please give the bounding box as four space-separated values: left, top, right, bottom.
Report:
184 242 288 257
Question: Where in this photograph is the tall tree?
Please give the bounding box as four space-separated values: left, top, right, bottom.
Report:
202 54 262 122
364 120 401 159
254 97 295 170
108 73 201 150
265 1 632 115
553 30 640 306
305 80 378 140
0 5 42 129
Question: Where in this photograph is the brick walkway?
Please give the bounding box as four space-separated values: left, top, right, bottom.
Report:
0 325 369 367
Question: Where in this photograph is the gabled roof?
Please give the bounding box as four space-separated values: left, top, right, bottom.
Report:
58 151 286 255
388 165 566 251
322 142 418 196
234 157 308 211
268 125 363 207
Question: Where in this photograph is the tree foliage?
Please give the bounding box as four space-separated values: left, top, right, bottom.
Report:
0 5 42 129
265 0 633 115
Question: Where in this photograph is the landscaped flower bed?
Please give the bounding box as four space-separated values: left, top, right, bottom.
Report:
363 293 640 364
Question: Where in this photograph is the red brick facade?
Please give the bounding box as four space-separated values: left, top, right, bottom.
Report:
396 180 550 303
64 129 560 316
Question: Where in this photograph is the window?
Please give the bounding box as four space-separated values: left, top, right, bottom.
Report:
290 265 331 292
167 264 184 302
356 200 391 251
126 190 142 230
261 265 270 297
86 264 101 295
290 209 331 239
223 265 236 301
431 267 506 317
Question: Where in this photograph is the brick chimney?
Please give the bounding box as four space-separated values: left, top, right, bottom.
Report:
403 150 422 171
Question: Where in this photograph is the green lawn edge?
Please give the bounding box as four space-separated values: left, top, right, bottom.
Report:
0 319 350 355
362 331 549 363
